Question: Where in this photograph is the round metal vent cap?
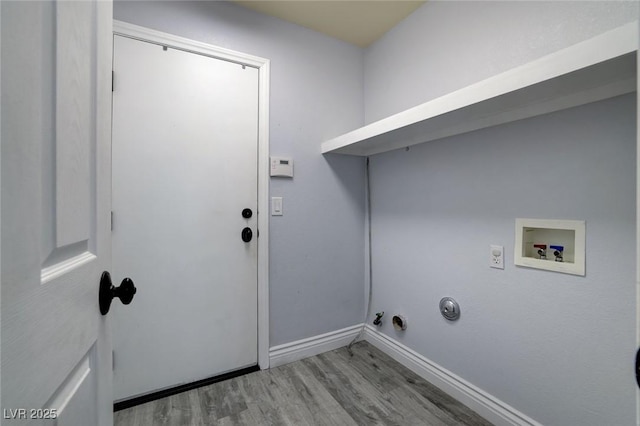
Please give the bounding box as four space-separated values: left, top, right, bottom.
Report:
439 297 460 321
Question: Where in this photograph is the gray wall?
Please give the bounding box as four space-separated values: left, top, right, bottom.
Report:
364 2 638 424
365 0 639 124
113 1 366 346
369 95 636 425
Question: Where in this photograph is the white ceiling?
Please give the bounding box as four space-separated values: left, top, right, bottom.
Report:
233 1 426 48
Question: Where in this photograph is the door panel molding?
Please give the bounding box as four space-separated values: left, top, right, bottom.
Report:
55 1 94 248
41 250 96 284
112 20 271 369
46 345 97 425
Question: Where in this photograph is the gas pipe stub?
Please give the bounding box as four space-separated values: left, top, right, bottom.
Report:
439 297 460 321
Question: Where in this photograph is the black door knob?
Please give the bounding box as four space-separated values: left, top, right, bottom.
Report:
241 227 253 242
99 271 137 315
242 208 253 219
636 347 640 389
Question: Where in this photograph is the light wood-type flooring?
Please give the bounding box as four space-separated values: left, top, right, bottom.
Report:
114 341 492 426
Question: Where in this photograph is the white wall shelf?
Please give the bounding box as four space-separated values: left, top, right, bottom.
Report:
321 22 638 157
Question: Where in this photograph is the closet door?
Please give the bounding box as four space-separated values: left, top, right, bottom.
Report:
2 1 114 424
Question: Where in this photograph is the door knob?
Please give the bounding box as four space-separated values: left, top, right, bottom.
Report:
99 271 136 315
242 208 252 219
636 347 640 389
241 227 253 243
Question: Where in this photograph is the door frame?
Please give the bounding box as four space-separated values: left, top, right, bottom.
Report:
113 20 271 369
636 40 640 426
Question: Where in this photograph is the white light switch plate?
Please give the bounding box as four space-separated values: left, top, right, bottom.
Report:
271 197 283 216
490 245 504 269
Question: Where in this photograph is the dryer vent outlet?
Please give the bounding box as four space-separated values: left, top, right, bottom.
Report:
392 315 407 331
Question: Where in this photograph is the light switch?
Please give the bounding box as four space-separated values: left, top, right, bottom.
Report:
271 197 283 216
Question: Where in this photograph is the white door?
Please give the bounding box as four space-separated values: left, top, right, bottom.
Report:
112 34 259 400
1 1 114 425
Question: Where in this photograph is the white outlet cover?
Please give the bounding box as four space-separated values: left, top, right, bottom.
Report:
490 245 504 269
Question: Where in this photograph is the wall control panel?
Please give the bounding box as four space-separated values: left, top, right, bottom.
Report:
270 157 293 178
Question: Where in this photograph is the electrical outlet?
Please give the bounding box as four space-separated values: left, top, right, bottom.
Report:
490 245 504 269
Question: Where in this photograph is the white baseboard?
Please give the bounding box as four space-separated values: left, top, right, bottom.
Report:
269 324 362 368
363 325 541 426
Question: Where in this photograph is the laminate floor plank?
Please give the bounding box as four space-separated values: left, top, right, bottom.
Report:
351 348 457 425
336 345 403 392
302 353 392 425
244 374 293 425
380 387 450 426
114 398 155 426
274 362 358 426
402 373 491 426
263 366 322 425
349 343 491 426
337 346 454 425
198 375 249 422
321 348 447 426
156 390 196 425
316 351 415 425
115 341 492 426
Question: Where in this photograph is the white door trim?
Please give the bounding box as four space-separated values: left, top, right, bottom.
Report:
636 43 640 426
113 20 271 369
